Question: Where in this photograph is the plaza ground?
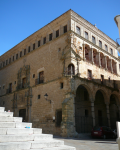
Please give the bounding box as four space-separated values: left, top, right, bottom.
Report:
54 135 118 150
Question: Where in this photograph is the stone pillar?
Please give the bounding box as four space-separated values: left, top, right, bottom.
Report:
98 52 101 67
105 56 107 70
106 104 111 127
110 59 113 73
91 48 94 64
61 93 76 137
91 101 95 126
83 44 86 61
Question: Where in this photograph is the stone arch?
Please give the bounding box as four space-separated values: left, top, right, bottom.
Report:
75 84 93 133
94 89 108 126
68 63 75 75
109 91 120 128
75 83 93 101
93 88 108 104
110 91 120 105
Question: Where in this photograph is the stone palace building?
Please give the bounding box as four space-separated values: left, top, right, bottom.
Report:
0 10 120 137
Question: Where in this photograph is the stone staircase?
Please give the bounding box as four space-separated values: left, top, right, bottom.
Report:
0 107 76 150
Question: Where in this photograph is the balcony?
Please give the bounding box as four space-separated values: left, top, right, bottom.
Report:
6 89 12 94
16 83 28 90
116 38 120 52
35 78 44 85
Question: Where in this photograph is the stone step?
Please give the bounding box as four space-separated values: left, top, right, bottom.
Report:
0 122 32 128
0 112 13 117
0 107 5 112
0 116 22 122
23 145 76 150
0 142 31 150
0 134 53 142
0 140 64 150
0 128 42 135
30 140 64 149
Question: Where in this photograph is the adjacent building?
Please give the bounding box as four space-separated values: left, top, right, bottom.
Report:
0 10 120 137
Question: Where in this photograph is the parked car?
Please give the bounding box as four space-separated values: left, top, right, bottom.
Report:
91 126 116 139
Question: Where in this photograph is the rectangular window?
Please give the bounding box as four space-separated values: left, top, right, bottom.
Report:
101 75 104 84
38 40 40 47
92 36 96 44
88 70 92 80
33 43 35 50
99 40 102 48
110 48 113 55
16 54 18 59
6 60 8 65
9 58 11 64
56 30 59 37
33 74 35 78
22 77 26 88
13 56 14 61
85 32 88 40
24 49 26 55
38 95 40 99
43 37 46 44
85 109 88 117
3 62 5 67
105 45 108 51
60 83 63 89
28 46 30 53
9 83 12 93
64 25 67 33
39 71 44 84
76 26 80 35
20 51 22 57
49 33 52 41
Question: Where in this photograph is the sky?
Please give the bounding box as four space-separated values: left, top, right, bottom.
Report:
0 0 120 56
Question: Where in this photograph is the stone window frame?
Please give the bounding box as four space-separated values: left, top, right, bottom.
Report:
49 33 53 41
56 29 59 38
63 25 67 33
105 44 108 51
76 26 81 35
85 31 88 40
38 40 41 47
43 37 46 44
92 36 96 44
99 40 102 48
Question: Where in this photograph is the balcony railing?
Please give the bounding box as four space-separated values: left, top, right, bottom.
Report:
16 83 28 90
35 78 44 85
6 89 12 94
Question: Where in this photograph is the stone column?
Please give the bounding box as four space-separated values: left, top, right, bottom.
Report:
106 104 111 127
105 56 107 70
98 52 101 67
91 101 95 126
91 48 94 64
83 44 86 61
110 59 113 73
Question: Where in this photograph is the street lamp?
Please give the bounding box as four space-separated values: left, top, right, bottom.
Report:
44 93 51 103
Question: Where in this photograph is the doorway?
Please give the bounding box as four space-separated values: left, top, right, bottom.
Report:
19 109 26 122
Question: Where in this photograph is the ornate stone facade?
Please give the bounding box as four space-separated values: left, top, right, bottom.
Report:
0 10 120 137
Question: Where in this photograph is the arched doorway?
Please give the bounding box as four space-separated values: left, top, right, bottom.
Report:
94 90 108 126
75 85 93 133
110 94 119 129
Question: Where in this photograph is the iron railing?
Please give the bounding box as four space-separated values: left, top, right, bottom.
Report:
35 78 44 85
6 89 12 94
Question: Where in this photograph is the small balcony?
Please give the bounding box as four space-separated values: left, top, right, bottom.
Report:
116 38 120 52
6 88 12 94
35 78 44 85
16 83 28 90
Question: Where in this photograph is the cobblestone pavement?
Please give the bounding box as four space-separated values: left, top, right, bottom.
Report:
54 136 118 150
